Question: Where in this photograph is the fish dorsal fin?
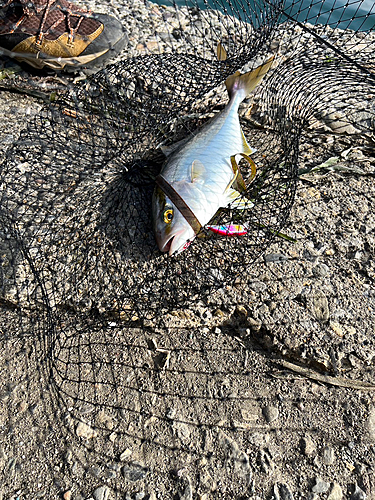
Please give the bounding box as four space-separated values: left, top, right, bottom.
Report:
190 159 205 182
160 136 190 157
217 42 227 61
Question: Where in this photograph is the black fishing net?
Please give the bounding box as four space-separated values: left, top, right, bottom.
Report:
0 0 374 498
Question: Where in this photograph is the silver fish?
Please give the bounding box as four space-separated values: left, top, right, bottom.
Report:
152 55 273 256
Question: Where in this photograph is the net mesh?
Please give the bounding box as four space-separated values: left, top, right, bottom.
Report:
0 0 374 498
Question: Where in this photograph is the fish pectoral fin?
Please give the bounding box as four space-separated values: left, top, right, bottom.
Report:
190 159 205 183
225 188 254 210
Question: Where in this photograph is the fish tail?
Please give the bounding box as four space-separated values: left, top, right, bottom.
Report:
225 57 274 101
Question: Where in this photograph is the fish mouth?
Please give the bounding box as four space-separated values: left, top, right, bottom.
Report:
160 230 193 256
161 237 173 254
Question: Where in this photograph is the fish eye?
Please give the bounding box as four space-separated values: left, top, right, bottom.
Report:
163 208 174 224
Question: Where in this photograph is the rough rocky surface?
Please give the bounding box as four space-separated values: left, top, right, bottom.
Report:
0 1 374 499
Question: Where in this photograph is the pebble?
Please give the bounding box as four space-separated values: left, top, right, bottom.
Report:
312 290 330 323
218 431 251 481
122 463 149 481
173 421 191 444
300 435 316 456
327 483 343 500
351 483 367 500
366 407 375 441
120 448 133 461
262 405 279 423
88 466 102 478
93 486 111 500
235 304 248 317
322 446 335 465
135 492 146 500
312 477 330 494
97 411 114 430
179 475 193 500
259 448 275 473
109 432 117 443
63 491 72 500
312 263 330 277
272 483 294 500
76 422 98 439
247 317 262 331
65 449 73 464
264 253 289 262
104 469 117 479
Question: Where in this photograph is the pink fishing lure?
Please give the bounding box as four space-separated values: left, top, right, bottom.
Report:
207 224 247 236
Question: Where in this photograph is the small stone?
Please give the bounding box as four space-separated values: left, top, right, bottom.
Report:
173 421 191 444
104 469 117 479
351 483 367 500
366 407 375 441
97 411 114 430
76 422 97 439
135 492 146 500
312 291 330 323
312 477 330 494
300 435 316 456
236 305 248 317
93 485 111 500
330 321 344 337
322 446 335 465
63 491 72 500
120 448 132 461
241 404 260 422
247 317 262 331
122 463 149 481
259 448 274 473
273 483 294 500
88 466 101 478
328 483 343 500
262 405 279 423
312 263 330 277
179 475 193 500
109 432 117 443
65 449 73 463
264 253 289 263
17 401 28 413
